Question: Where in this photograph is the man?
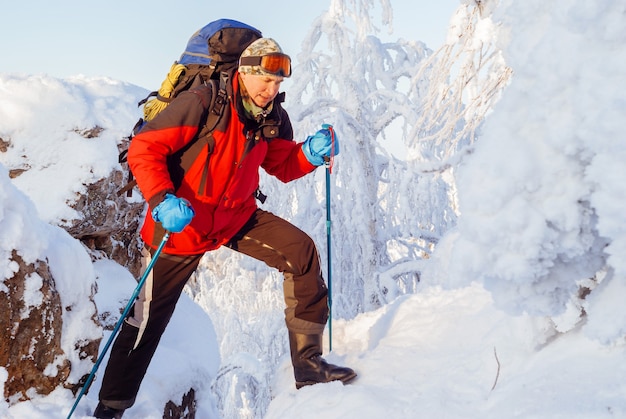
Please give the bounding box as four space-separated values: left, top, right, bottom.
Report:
94 37 356 418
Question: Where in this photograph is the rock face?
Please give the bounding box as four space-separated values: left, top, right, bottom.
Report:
66 169 145 278
1 87 199 413
164 388 197 419
0 251 99 402
1 127 144 403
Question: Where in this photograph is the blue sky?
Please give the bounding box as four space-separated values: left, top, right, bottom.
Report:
1 0 458 89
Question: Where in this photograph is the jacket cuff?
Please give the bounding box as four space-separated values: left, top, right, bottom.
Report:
148 189 174 210
298 145 318 171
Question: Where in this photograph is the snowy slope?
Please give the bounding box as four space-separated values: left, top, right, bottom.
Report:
2 0 626 418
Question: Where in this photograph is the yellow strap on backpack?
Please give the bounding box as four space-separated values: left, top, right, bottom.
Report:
143 62 187 121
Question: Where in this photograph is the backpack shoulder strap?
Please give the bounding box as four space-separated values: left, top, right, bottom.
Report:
198 70 232 138
192 72 233 194
173 72 232 194
178 73 229 173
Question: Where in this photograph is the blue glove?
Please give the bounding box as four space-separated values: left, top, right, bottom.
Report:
151 194 195 233
302 123 340 166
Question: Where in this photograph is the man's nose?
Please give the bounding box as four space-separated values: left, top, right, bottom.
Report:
267 83 280 97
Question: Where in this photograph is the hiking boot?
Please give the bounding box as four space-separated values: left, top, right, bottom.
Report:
288 331 357 389
93 401 125 419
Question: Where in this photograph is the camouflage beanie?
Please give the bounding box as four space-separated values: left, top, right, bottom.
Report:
238 38 291 77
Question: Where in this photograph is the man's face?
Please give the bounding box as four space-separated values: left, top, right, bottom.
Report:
239 72 284 108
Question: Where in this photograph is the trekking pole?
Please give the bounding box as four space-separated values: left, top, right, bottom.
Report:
324 126 336 352
66 232 171 419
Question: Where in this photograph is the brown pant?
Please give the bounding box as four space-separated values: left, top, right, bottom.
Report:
99 209 329 409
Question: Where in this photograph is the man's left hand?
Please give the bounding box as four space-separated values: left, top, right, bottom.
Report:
302 124 340 166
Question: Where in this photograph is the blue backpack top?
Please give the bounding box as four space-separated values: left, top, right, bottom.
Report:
179 19 262 67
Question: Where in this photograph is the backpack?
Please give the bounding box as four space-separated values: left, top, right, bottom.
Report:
117 19 262 197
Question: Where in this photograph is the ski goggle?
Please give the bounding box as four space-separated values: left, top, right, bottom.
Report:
239 53 292 77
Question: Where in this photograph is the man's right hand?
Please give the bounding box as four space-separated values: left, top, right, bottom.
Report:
151 194 195 233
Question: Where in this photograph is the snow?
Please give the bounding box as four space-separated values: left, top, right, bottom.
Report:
2 0 626 418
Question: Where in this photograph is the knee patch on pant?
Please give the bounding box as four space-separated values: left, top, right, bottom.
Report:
283 272 329 331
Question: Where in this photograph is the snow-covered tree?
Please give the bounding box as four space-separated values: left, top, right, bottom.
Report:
428 0 626 345
269 0 511 313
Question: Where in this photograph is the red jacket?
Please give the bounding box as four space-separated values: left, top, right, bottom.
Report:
128 75 316 255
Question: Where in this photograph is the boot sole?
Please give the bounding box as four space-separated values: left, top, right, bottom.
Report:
296 372 358 389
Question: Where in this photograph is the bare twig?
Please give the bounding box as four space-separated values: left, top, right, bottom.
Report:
491 346 501 391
